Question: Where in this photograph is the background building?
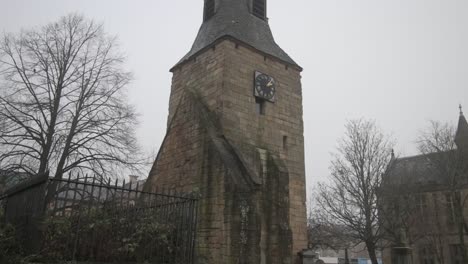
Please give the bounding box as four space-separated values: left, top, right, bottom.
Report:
382 109 468 264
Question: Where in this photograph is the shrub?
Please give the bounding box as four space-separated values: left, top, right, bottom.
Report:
39 206 177 262
0 209 24 264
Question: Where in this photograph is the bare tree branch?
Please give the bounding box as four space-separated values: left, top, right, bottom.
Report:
316 119 394 264
0 14 144 181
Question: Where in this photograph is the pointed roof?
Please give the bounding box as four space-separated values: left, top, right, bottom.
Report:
455 105 468 147
171 0 300 70
384 153 449 186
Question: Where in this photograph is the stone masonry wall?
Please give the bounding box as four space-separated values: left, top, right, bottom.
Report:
147 38 308 264
146 91 235 263
167 45 224 125
219 40 308 261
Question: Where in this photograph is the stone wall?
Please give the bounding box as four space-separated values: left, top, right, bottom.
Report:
146 38 307 264
219 40 308 258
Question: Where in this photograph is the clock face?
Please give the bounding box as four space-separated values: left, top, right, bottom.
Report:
254 71 276 102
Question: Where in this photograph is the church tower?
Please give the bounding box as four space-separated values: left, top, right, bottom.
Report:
145 0 308 263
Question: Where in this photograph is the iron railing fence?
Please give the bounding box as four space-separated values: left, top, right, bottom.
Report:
0 173 198 264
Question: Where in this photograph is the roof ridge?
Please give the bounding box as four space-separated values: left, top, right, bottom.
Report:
395 150 454 162
395 152 433 161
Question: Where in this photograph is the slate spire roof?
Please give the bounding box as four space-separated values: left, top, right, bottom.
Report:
172 0 300 70
455 104 468 148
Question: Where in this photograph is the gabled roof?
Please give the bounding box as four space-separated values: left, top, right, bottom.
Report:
384 153 446 186
172 0 300 70
384 149 468 193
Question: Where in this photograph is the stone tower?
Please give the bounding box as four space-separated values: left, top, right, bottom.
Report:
145 0 308 263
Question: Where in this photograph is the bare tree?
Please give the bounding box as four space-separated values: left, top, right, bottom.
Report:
417 121 468 263
308 189 356 255
0 14 141 180
317 119 393 264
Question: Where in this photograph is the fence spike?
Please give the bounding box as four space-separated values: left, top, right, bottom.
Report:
1 174 198 263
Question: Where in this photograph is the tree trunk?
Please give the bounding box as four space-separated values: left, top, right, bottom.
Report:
366 241 379 264
54 103 81 180
38 79 65 176
344 248 350 264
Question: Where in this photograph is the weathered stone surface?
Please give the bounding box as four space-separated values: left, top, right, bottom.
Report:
146 39 307 264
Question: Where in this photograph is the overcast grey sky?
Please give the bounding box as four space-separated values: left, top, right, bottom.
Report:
1 0 467 189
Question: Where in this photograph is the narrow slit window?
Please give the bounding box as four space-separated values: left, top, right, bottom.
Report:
255 97 266 115
252 0 266 19
283 136 288 150
204 0 215 21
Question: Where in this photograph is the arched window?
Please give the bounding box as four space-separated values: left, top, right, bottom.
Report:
252 0 266 20
204 0 215 21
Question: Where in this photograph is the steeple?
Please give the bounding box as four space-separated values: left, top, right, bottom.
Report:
172 0 299 70
455 104 468 148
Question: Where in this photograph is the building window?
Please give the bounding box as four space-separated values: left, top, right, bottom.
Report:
252 0 266 19
257 148 267 179
415 193 428 217
204 0 215 21
432 193 443 224
449 244 464 264
255 97 265 115
445 193 456 225
282 136 288 150
419 246 435 264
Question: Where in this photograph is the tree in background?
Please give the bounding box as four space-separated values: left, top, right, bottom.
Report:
0 14 141 180
307 188 356 260
317 119 394 264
